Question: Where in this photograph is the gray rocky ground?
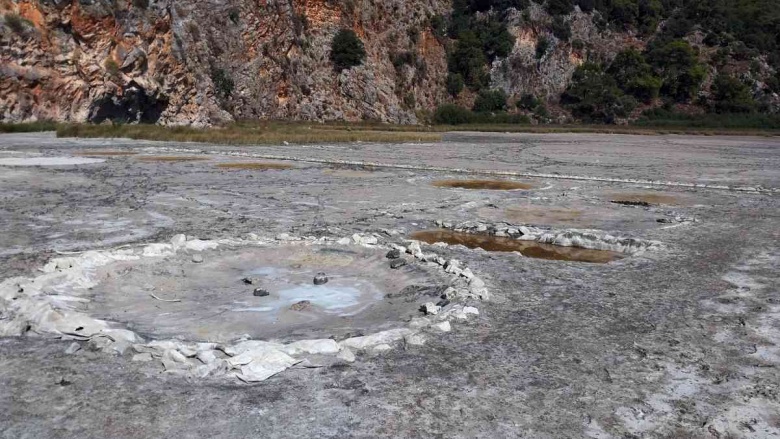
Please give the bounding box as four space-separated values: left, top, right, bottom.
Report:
0 132 778 438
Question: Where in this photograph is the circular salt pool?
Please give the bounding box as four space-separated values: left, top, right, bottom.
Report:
85 245 441 343
0 157 106 166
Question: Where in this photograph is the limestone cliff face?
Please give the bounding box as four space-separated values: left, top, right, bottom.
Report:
0 0 635 125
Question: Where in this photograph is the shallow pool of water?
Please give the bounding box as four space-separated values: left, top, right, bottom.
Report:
0 157 106 166
432 179 534 190
411 229 623 263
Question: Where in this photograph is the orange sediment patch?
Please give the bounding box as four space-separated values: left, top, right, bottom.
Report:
411 229 623 264
433 179 534 190
75 150 138 156
136 156 209 162
216 162 294 170
503 206 584 224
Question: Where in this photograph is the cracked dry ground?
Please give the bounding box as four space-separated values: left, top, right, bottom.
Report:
1 132 779 438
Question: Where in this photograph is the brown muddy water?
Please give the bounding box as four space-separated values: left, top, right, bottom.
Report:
137 156 209 162
432 179 534 190
217 162 294 170
75 151 138 156
411 229 624 263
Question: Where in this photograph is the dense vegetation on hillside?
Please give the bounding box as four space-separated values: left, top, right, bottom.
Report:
432 0 780 124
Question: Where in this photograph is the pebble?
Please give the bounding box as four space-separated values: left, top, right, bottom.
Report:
191 254 204 263
253 288 270 297
290 300 312 311
390 259 407 269
386 249 401 259
313 272 328 285
243 276 261 285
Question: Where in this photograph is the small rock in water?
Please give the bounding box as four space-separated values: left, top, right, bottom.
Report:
253 288 270 297
290 300 312 311
386 249 401 259
313 272 328 285
390 259 407 269
64 342 81 355
243 276 261 285
191 254 204 263
420 302 441 315
54 376 72 386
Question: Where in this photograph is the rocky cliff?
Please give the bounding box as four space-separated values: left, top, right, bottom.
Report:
1 0 777 125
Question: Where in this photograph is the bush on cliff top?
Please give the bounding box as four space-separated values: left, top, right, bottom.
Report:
331 29 366 71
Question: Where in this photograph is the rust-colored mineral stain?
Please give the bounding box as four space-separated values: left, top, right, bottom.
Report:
604 192 683 206
432 179 534 190
504 206 584 224
137 156 209 162
216 162 294 170
75 150 138 156
410 229 623 263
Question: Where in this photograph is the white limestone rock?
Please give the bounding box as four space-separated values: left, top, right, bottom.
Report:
421 302 441 316
132 353 153 362
339 328 413 350
431 321 451 333
281 339 340 356
404 333 426 347
235 350 300 382
337 348 356 363
170 234 186 251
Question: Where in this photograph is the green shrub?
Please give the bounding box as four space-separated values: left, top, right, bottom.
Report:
448 31 489 89
330 29 366 71
430 14 447 40
517 93 540 110
392 51 417 71
473 89 508 112
535 36 551 59
546 0 574 15
607 49 661 103
636 108 780 129
473 18 515 61
434 104 477 124
710 73 756 114
4 13 30 34
228 8 240 24
446 0 516 92
637 0 662 34
646 39 706 102
447 73 465 96
551 17 571 41
533 104 549 118
433 104 530 125
608 0 639 29
104 59 120 78
211 68 234 98
561 62 637 123
575 0 595 12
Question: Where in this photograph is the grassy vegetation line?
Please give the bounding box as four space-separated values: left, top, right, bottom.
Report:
0 121 59 133
55 123 441 145
438 123 780 136
2 119 778 141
